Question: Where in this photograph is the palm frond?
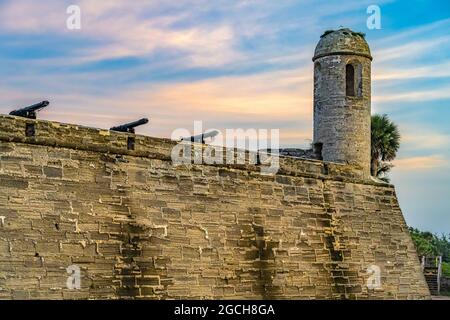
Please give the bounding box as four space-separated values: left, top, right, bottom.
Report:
371 114 401 180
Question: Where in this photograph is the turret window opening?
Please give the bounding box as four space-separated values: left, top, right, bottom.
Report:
346 64 355 96
346 62 363 97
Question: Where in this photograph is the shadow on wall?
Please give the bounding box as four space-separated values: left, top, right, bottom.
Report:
252 224 276 299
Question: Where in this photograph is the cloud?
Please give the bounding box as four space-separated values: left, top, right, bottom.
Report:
371 18 450 95
0 0 67 32
0 66 313 145
0 0 242 67
0 0 395 70
373 17 450 47
373 36 450 63
401 132 450 150
372 17 450 54
374 62 450 81
373 87 450 102
392 155 448 170
76 24 240 67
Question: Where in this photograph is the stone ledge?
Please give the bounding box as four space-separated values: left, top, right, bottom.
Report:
0 114 388 187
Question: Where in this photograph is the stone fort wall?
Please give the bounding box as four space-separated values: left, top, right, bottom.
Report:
0 115 430 299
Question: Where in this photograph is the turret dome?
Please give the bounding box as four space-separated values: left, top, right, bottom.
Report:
312 28 372 61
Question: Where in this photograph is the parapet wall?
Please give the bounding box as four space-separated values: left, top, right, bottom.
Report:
0 115 430 299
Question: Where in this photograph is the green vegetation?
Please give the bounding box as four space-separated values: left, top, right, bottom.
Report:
443 262 450 278
320 30 335 38
371 114 400 182
319 29 365 39
409 227 450 278
351 31 366 38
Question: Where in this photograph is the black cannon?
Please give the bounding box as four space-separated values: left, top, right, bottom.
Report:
110 118 149 133
182 130 219 143
9 101 50 119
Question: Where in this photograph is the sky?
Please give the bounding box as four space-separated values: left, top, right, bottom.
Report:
0 0 449 234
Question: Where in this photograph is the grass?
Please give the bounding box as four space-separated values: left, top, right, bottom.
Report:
442 262 450 277
439 290 450 297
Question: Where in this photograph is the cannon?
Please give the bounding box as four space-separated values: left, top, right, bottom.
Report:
110 118 149 133
9 101 50 119
182 130 219 143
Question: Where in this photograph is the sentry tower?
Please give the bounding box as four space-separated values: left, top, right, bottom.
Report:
312 28 372 177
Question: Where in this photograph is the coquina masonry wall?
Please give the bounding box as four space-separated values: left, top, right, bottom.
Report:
0 115 430 299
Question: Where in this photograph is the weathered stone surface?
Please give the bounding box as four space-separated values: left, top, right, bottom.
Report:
313 28 372 61
0 113 430 300
313 28 372 177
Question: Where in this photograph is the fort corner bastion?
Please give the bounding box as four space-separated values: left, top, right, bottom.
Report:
0 29 430 300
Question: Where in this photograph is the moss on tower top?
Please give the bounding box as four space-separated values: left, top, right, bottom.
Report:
313 28 372 61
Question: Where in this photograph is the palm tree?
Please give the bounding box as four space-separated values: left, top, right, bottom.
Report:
371 114 400 182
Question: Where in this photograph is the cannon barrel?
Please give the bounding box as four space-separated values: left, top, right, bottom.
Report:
182 130 219 143
9 101 50 119
110 118 149 133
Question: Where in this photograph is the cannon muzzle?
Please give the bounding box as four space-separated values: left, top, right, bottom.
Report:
9 101 50 119
182 130 219 143
110 118 149 133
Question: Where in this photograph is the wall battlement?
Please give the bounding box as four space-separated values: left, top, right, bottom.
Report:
0 115 430 299
0 115 371 184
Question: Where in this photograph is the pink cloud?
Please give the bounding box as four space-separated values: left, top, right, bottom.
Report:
0 67 313 146
393 155 448 170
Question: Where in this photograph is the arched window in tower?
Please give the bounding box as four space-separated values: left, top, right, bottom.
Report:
346 64 355 96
